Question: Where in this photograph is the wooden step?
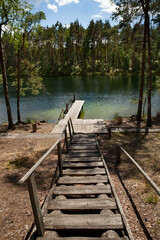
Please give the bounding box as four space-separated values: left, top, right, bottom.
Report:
69 149 99 153
65 157 102 162
63 162 103 168
67 153 100 158
63 168 105 176
71 140 96 144
37 237 128 240
48 198 116 211
37 236 128 240
69 145 98 150
53 185 111 195
58 175 108 184
73 134 95 138
43 214 123 230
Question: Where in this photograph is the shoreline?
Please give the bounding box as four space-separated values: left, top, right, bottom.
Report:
1 115 160 134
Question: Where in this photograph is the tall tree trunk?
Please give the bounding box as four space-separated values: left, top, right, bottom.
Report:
137 15 147 122
17 49 21 123
0 27 13 129
146 14 152 127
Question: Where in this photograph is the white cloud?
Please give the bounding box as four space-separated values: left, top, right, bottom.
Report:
47 3 58 12
29 0 42 7
92 14 103 19
93 0 116 13
56 0 80 7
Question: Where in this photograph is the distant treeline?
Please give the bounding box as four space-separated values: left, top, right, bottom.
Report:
2 19 160 76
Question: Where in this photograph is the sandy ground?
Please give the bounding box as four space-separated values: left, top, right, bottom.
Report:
0 119 160 239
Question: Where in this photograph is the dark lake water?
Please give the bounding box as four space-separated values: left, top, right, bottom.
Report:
0 76 160 123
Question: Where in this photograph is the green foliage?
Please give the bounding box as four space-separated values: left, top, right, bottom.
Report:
12 59 44 96
1 10 160 77
113 112 119 120
26 118 34 124
0 74 2 87
156 77 160 93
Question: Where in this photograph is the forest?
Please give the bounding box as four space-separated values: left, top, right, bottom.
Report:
2 19 160 77
0 0 160 128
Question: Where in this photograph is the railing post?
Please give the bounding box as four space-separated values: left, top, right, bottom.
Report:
64 129 69 153
73 94 75 103
69 118 74 135
27 173 45 236
66 103 68 113
57 140 63 176
116 145 121 165
68 120 72 141
108 127 111 139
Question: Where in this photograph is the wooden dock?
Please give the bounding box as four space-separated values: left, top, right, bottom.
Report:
35 133 133 240
65 100 84 119
51 99 107 134
52 119 107 134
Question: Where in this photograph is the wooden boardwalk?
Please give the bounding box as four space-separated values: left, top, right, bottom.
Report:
65 100 84 119
37 133 133 240
52 119 108 134
51 100 85 134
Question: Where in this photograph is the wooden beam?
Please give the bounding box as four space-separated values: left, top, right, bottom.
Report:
27 174 45 236
64 129 69 153
57 141 63 177
117 144 160 196
19 138 60 184
43 214 123 230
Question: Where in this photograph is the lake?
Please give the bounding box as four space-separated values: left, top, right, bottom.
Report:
0 75 160 123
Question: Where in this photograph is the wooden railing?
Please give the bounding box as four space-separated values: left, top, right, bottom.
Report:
116 144 160 196
58 95 75 120
18 117 74 236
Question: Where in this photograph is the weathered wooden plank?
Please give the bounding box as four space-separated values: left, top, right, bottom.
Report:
37 237 128 240
69 145 98 150
63 168 105 176
72 119 104 124
58 175 108 184
64 157 102 162
73 133 95 137
43 214 123 230
69 149 99 154
65 100 84 119
48 198 116 211
71 140 96 145
72 137 95 141
27 174 45 236
67 152 100 158
53 185 111 195
57 141 63 177
63 162 103 168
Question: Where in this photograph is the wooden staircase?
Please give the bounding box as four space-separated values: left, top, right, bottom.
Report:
37 133 132 240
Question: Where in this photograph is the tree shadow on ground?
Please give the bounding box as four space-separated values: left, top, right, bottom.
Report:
99 130 156 240
115 165 153 240
4 148 59 192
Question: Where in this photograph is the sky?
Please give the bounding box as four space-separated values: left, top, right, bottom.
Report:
31 0 118 28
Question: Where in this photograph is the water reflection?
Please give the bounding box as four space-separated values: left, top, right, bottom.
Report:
0 76 159 123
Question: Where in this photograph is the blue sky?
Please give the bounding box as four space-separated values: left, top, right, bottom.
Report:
31 0 118 28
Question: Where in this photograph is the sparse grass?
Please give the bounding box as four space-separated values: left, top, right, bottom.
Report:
8 157 29 169
145 193 159 205
26 118 35 124
113 112 119 120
